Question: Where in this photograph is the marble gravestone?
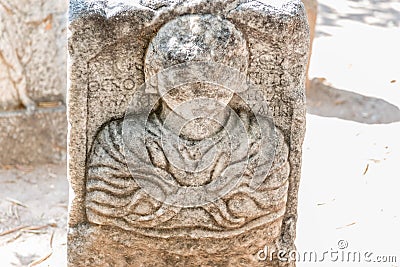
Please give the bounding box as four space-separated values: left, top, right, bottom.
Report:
68 0 309 266
0 0 67 165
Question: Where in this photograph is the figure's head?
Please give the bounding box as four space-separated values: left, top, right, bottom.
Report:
145 14 249 111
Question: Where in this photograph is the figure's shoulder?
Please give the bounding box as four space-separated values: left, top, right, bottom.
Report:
94 118 123 140
121 112 153 138
91 113 152 160
245 113 288 160
240 111 284 141
97 113 150 138
89 115 146 158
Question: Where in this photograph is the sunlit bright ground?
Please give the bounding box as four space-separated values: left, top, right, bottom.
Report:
297 0 400 266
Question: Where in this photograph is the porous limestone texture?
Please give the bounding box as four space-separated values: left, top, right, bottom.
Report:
68 0 309 266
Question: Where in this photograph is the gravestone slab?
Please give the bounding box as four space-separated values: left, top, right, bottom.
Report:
68 0 309 266
0 0 67 165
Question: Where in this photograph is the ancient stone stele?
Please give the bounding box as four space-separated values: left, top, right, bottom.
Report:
68 1 309 266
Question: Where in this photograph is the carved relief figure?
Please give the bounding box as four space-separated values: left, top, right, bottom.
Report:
86 15 290 238
0 0 35 111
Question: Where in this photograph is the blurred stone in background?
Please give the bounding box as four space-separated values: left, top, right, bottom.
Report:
302 0 318 91
0 0 67 165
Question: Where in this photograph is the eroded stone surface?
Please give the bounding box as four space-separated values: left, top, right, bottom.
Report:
68 0 309 266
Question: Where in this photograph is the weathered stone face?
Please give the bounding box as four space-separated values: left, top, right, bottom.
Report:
146 14 246 116
145 14 249 77
68 1 309 266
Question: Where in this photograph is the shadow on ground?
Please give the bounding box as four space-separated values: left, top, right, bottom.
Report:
317 0 400 37
306 78 400 124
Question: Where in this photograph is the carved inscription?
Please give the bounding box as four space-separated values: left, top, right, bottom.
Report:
88 78 135 92
243 89 293 118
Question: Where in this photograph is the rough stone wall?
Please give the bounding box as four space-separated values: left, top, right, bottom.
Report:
0 0 67 110
0 0 67 165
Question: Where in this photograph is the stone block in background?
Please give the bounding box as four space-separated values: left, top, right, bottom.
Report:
0 0 67 165
0 107 67 166
301 0 318 90
68 0 309 266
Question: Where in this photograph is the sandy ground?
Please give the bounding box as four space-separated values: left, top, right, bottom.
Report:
0 165 67 266
1 0 400 266
298 0 400 266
